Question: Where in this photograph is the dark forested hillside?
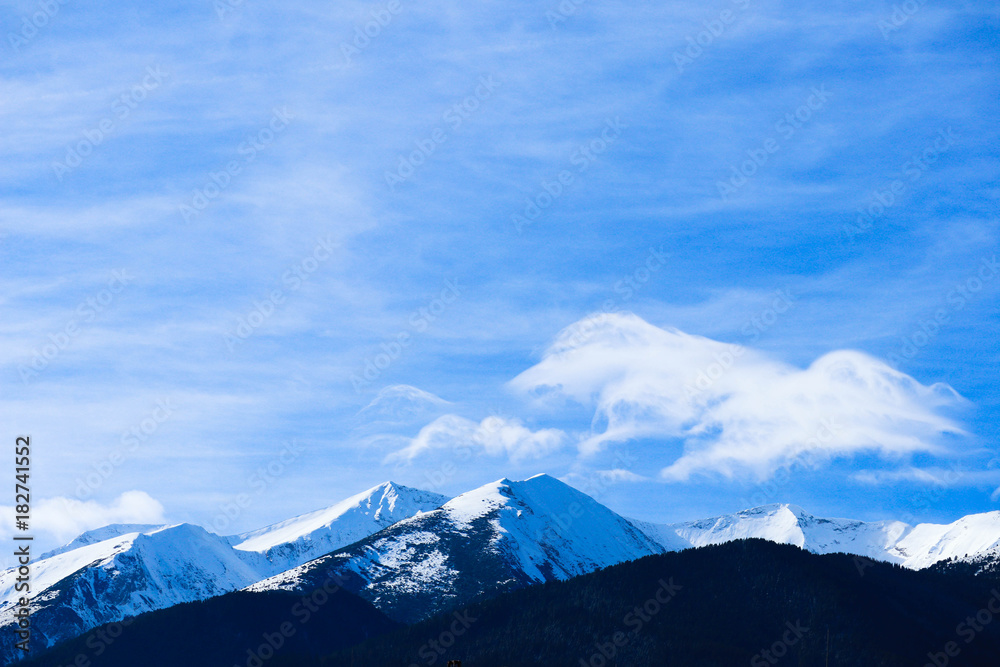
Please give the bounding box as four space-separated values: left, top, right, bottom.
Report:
18 587 399 667
21 539 1000 667
324 539 1000 667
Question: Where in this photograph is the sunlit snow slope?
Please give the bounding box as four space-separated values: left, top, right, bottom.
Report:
246 474 667 622
633 504 1000 570
233 481 448 570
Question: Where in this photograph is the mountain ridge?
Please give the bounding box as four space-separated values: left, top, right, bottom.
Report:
0 482 445 664
23 539 1000 667
631 501 1000 570
245 474 668 623
232 480 449 568
5 474 1000 663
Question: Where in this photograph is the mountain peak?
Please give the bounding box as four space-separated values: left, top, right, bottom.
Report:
435 474 665 572
233 481 449 564
735 502 809 517
9 473 1000 666
41 523 166 559
248 474 667 623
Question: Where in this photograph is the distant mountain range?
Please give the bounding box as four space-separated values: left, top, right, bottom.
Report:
246 474 665 623
0 481 444 661
22 540 1000 667
3 474 1000 663
637 501 1000 569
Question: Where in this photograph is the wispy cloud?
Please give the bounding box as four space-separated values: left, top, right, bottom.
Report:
0 491 166 567
387 414 565 464
511 312 967 481
0 0 995 526
357 384 452 423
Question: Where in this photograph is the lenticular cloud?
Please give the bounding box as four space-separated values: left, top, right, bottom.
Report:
385 414 565 464
509 312 965 481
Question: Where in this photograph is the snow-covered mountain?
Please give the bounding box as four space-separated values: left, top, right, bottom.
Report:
632 503 1000 571
0 481 447 664
888 510 1000 569
39 523 167 559
233 481 448 570
5 474 1000 663
246 474 667 622
0 524 270 661
636 503 909 561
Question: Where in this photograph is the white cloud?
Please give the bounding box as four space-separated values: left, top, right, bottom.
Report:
357 384 452 423
386 414 565 464
510 312 966 481
556 469 649 503
0 491 166 563
851 467 956 486
593 468 648 484
850 466 1000 499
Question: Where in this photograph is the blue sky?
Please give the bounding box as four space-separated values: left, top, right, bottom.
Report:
1 0 998 554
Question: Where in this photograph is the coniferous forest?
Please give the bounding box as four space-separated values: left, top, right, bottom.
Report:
24 539 1000 667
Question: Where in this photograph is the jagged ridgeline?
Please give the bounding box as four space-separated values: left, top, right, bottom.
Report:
20 540 1000 667
5 475 1000 664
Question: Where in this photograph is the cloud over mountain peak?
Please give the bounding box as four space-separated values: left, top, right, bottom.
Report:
511 312 966 480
